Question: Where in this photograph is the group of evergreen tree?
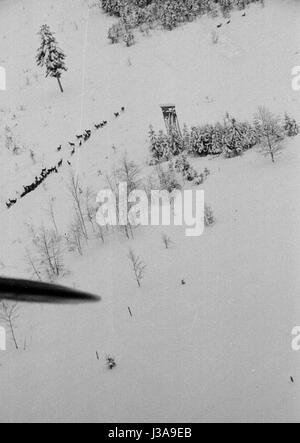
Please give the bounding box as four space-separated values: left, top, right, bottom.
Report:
100 0 264 45
34 18 299 167
149 109 299 164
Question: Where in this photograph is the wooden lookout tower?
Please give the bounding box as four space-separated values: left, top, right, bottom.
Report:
160 104 181 136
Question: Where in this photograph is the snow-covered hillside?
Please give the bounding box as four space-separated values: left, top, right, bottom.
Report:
0 0 300 423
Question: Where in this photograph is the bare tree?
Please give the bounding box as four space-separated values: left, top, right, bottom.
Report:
45 198 59 235
85 188 105 243
0 302 20 350
128 249 146 288
25 247 42 281
66 215 84 256
117 156 141 239
116 154 142 194
254 106 285 163
32 226 65 281
106 155 142 240
68 172 88 240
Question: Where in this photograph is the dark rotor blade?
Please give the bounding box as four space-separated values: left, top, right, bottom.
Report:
0 277 100 304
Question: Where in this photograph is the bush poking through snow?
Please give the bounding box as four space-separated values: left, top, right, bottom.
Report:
108 22 125 43
211 30 219 44
162 233 173 249
30 149 36 164
149 126 185 163
284 113 299 138
106 355 117 370
128 248 146 287
101 0 125 16
155 163 182 194
222 113 257 158
204 204 215 227
173 155 210 185
123 29 135 46
5 126 21 154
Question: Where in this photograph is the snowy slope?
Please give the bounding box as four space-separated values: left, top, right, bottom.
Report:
0 0 300 423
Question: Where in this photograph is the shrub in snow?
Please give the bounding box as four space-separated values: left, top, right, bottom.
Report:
36 25 67 93
106 355 117 370
149 127 172 162
155 162 182 193
5 126 21 154
222 114 255 158
162 233 173 249
173 154 210 185
158 1 182 30
30 149 36 164
128 249 146 287
234 0 264 10
204 204 215 227
211 30 219 44
174 155 192 177
108 22 125 43
123 29 135 46
170 128 186 156
193 167 211 186
190 124 217 156
149 126 185 163
283 113 299 138
101 0 125 16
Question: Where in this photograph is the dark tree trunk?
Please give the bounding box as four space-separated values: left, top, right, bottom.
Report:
57 76 64 93
9 319 18 350
271 152 275 163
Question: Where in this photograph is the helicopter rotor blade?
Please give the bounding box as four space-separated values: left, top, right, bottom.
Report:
0 277 100 304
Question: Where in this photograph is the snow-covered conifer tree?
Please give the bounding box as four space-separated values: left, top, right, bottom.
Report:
283 113 299 137
36 25 67 93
